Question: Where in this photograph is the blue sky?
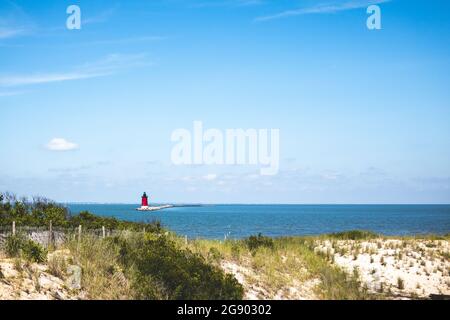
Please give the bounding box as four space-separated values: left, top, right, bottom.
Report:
0 0 449 203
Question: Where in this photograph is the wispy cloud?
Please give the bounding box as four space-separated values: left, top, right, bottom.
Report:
0 26 26 39
0 1 35 39
0 90 24 97
75 35 166 46
48 161 110 173
254 0 390 22
83 5 119 25
46 138 78 151
0 72 102 87
190 0 264 8
0 53 150 87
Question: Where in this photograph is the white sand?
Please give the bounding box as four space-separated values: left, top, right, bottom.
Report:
314 238 450 298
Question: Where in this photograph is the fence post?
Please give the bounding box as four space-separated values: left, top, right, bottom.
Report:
48 220 53 248
185 235 188 245
77 225 82 253
143 227 146 234
102 226 106 239
12 221 16 236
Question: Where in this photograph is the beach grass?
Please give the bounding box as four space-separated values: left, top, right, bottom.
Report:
177 232 449 300
183 235 382 299
1 229 448 300
64 234 132 299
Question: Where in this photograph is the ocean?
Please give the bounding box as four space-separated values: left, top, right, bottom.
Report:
66 204 450 240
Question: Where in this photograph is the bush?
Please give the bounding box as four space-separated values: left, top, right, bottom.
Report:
68 236 131 299
207 247 223 264
245 233 274 252
69 210 161 232
47 254 67 278
230 242 241 260
3 234 47 263
328 230 379 240
115 235 244 300
22 239 47 263
4 235 23 257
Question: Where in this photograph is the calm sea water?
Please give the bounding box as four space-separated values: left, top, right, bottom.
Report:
66 204 450 239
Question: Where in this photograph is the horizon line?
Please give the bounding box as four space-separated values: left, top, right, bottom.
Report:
60 202 450 206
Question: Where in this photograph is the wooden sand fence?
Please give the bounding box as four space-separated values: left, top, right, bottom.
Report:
0 221 139 249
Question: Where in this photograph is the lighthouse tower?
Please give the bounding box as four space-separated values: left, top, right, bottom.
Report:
136 191 171 211
141 192 149 209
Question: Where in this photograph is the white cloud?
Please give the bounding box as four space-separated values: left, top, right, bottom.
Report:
0 53 150 87
255 0 390 22
46 138 78 151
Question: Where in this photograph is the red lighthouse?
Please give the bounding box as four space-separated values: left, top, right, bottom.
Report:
141 192 149 207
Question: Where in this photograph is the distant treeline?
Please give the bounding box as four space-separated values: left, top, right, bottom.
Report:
0 192 161 232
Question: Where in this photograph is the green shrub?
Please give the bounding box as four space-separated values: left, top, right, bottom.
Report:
230 241 241 260
22 239 47 263
4 235 22 257
207 247 223 264
47 255 67 278
245 233 274 252
328 230 379 240
3 234 47 263
69 210 161 232
115 235 244 300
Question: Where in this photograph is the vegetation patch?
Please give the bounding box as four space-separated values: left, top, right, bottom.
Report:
245 233 274 253
114 234 244 300
327 230 379 240
3 235 47 263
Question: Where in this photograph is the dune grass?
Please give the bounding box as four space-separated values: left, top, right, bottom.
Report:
65 233 132 299
62 231 244 300
184 235 383 300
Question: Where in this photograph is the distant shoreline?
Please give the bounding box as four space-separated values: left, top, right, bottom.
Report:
61 203 450 206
